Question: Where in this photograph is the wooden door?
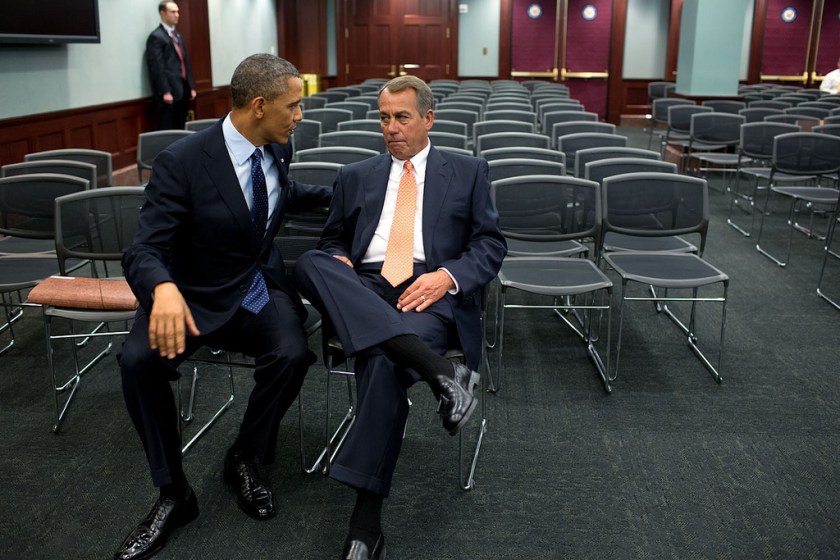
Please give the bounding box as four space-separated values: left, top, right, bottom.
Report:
340 0 457 84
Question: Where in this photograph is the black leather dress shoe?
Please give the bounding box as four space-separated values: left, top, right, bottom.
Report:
436 362 480 435
223 451 275 520
113 489 199 560
342 534 386 559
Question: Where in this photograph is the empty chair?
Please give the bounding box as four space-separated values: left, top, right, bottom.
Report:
575 146 660 177
817 208 840 311
318 131 386 153
328 86 363 97
25 148 113 188
824 115 840 124
285 162 340 234
337 119 381 133
327 101 373 120
701 99 746 114
434 109 480 140
661 104 713 161
485 102 533 113
727 122 802 237
429 131 468 150
553 121 615 148
302 108 354 133
749 100 792 110
813 124 840 137
738 107 783 123
2 159 98 189
476 132 550 156
541 110 598 135
137 129 194 181
295 146 379 164
685 112 745 185
292 119 321 152
487 158 566 182
537 100 584 124
755 132 840 267
556 133 628 176
301 96 327 110
435 146 473 156
798 101 836 111
765 113 821 131
311 91 349 103
481 146 565 165
184 118 218 132
473 120 536 147
437 100 484 118
492 175 613 391
646 98 695 150
601 172 728 384
345 96 379 110
784 106 831 119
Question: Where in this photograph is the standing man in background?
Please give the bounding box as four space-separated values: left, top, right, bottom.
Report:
819 57 840 94
146 1 196 130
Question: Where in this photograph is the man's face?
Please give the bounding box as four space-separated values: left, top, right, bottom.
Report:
260 76 303 145
379 88 433 160
161 2 180 26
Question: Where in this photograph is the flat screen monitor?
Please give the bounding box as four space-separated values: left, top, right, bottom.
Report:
0 0 100 44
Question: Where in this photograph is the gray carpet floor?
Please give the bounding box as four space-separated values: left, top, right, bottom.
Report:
1 125 839 559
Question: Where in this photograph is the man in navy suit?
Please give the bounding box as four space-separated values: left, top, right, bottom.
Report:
114 54 331 560
293 75 506 559
145 2 196 130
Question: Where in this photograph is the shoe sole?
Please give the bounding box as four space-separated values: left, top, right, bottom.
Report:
447 370 480 436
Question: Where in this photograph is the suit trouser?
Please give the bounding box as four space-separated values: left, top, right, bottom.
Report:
155 79 190 130
119 289 314 487
294 250 454 496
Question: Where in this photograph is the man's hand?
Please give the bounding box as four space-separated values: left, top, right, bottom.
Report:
397 270 454 312
333 255 353 268
162 92 174 104
148 282 200 359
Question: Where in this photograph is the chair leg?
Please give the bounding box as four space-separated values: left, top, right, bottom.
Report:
817 209 840 311
178 356 236 456
755 189 793 267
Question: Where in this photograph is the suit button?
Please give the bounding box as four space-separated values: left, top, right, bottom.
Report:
239 285 248 293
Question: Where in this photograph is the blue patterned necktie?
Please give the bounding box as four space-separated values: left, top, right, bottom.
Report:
241 148 270 314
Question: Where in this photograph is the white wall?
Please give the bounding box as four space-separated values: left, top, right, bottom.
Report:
0 0 279 120
623 0 670 80
458 0 500 77
208 0 278 88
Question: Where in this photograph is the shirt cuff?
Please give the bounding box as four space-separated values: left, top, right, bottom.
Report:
439 267 459 295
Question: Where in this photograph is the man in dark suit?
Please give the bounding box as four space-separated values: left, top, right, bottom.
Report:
114 54 331 560
145 1 196 130
293 75 506 559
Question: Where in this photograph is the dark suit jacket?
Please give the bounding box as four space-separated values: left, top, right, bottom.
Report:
318 146 506 368
123 120 332 334
145 24 195 101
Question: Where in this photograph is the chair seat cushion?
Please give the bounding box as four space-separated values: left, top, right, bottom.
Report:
27 276 137 310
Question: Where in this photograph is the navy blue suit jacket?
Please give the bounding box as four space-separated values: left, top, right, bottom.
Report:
145 24 195 101
318 146 506 368
124 120 332 334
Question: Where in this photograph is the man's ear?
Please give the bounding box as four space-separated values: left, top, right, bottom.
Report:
252 97 266 119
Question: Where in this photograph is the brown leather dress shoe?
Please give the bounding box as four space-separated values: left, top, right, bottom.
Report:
223 451 275 519
342 534 386 559
436 362 480 435
113 489 199 560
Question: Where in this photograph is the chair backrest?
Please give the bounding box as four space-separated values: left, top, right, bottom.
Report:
1 160 98 189
738 107 783 123
813 124 840 137
739 121 800 160
488 158 566 182
288 162 342 187
648 81 675 100
347 96 379 110
137 130 194 180
601 172 710 253
798 101 836 111
325 101 369 120
436 101 484 118
301 95 328 110
575 147 661 177
784 106 831 119
537 100 583 123
650 98 694 124
432 119 468 137
689 113 744 146
483 110 537 126
542 111 598 134
433 109 480 137
0 174 90 239
556 133 628 175
749 100 791 110
24 148 113 188
302 108 354 133
476 132 550 155
485 102 533 113
481 146 565 165
185 118 218 132
553 121 615 147
474 120 535 145
584 157 677 185
491 175 601 246
293 119 322 152
429 131 468 150
435 146 473 156
824 115 840 124
701 100 746 114
294 146 379 164
771 132 840 177
311 91 349 103
667 104 713 134
53 186 146 275
764 113 821 131
319 131 386 153
337 119 381 133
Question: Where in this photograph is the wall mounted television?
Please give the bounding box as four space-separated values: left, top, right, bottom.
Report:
0 0 100 44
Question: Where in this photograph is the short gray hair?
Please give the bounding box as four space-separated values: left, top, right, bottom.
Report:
230 54 300 109
379 75 434 115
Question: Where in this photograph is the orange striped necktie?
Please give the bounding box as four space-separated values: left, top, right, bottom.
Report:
381 160 417 287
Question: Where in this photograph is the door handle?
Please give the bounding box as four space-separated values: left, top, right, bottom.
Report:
399 64 419 76
387 65 397 77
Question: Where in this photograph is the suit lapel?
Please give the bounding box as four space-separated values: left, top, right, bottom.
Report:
202 124 254 242
356 154 392 261
422 147 451 261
